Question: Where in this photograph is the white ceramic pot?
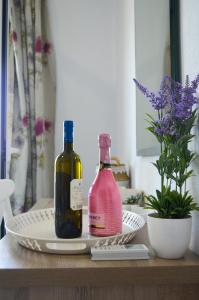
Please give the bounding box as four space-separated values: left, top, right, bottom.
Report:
147 214 192 259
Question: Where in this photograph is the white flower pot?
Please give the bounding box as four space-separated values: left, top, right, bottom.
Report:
147 214 192 259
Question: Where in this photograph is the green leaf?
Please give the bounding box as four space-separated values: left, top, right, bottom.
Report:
145 187 199 218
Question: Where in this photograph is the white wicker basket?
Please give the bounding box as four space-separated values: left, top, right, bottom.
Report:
5 208 145 254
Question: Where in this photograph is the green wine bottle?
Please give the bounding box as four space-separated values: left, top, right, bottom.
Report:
55 120 82 238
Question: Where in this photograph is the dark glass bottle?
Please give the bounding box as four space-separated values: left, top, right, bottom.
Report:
55 121 82 238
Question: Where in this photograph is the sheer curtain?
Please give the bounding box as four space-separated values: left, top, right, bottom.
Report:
8 0 55 214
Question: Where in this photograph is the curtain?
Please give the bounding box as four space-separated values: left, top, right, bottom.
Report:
8 0 55 214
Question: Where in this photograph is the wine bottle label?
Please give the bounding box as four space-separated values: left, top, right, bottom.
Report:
89 213 105 229
70 179 83 210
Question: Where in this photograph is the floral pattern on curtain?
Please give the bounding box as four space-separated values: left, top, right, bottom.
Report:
8 0 55 214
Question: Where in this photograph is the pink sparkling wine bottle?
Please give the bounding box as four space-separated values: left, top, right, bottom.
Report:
88 134 122 236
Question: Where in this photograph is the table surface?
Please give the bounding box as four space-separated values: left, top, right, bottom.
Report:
0 198 199 289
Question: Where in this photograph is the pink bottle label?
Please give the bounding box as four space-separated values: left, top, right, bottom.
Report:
89 213 105 229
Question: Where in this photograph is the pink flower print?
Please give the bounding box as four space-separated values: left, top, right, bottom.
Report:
12 31 17 42
43 42 51 54
22 115 29 127
44 119 52 131
35 117 44 136
35 36 42 53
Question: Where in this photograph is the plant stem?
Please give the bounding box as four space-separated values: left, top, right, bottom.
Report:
179 168 182 196
184 168 187 194
180 185 182 195
161 141 164 195
175 148 178 192
159 108 164 196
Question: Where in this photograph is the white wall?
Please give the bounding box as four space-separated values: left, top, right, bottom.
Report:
181 0 199 204
47 0 135 196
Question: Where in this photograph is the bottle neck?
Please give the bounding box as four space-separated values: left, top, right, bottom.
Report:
64 141 73 152
63 122 73 152
99 147 111 169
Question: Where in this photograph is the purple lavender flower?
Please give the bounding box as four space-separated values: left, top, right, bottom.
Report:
134 74 199 196
154 115 176 137
170 81 198 121
133 79 167 110
173 102 192 120
134 75 198 117
191 74 199 89
134 74 199 140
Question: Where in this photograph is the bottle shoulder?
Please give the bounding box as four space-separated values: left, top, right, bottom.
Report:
55 150 82 177
90 169 117 190
56 150 81 162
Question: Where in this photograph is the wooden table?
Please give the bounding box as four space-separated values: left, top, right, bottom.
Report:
0 200 199 300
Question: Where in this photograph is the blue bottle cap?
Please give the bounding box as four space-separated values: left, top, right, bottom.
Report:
64 120 74 142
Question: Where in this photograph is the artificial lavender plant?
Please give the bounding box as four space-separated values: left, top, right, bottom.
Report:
134 75 199 218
